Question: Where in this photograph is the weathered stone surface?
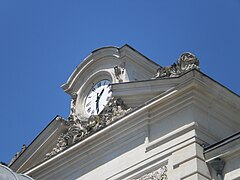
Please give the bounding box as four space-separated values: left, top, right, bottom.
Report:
46 97 132 159
153 52 200 79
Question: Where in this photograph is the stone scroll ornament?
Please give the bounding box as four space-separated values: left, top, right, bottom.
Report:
153 52 200 79
135 166 167 180
114 62 125 82
46 96 132 159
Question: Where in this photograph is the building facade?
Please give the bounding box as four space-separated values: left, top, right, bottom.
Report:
9 45 240 179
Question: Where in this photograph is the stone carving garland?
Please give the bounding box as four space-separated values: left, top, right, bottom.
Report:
136 166 167 180
154 52 200 79
46 97 132 159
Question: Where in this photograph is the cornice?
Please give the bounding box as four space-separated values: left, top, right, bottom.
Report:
204 131 240 162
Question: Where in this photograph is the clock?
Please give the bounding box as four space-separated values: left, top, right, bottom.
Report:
85 79 112 116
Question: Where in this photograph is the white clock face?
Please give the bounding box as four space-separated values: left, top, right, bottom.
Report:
85 79 112 116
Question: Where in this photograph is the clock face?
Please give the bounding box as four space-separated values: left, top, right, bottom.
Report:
85 79 112 116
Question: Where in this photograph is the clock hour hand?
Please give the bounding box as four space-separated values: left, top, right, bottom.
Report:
96 103 99 114
96 93 100 113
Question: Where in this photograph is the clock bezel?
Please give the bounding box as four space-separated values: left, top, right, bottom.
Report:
72 70 115 118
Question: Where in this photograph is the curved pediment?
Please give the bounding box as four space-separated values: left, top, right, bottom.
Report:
61 44 159 96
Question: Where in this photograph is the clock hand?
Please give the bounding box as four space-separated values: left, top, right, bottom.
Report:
95 88 105 114
96 93 100 113
96 102 99 113
99 88 104 97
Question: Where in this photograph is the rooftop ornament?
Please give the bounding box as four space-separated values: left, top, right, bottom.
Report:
153 52 200 79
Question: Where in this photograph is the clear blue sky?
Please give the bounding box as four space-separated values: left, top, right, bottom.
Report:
0 0 239 164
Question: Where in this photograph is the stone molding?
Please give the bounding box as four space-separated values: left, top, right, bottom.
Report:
153 52 200 79
46 97 132 159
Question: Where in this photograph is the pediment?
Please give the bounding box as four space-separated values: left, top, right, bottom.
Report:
61 44 160 95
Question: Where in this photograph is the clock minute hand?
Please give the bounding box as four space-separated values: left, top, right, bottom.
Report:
96 89 104 114
99 88 104 97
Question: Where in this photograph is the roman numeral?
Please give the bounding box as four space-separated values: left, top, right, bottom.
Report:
87 107 91 113
86 101 91 107
106 96 110 101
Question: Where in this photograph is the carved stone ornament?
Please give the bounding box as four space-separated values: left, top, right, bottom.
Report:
114 62 125 82
68 92 78 122
135 166 167 180
153 52 200 79
46 97 132 159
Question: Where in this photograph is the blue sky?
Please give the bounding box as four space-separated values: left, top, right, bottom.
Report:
0 0 239 164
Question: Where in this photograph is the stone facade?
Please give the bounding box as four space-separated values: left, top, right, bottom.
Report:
9 45 240 180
